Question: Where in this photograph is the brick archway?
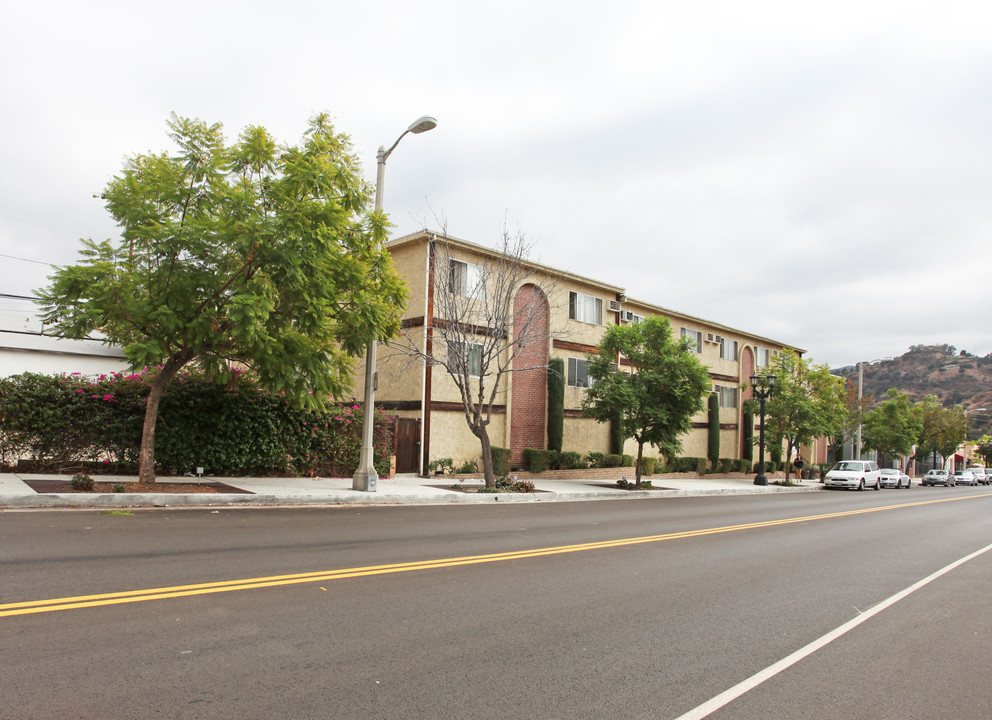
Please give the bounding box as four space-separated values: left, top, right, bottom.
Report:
510 284 550 467
740 345 755 458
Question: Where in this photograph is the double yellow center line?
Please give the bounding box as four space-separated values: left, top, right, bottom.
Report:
3 493 989 618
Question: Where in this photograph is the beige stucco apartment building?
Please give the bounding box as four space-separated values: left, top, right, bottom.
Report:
357 230 802 475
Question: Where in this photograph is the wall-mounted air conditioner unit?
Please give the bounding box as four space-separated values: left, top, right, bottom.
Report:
705 333 717 343
623 310 635 322
608 300 622 312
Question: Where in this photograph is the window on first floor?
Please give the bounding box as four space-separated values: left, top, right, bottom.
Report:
567 357 593 388
681 327 702 353
715 385 738 408
569 291 603 325
448 340 483 376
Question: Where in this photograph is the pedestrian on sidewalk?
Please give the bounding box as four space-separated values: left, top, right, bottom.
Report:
793 454 805 480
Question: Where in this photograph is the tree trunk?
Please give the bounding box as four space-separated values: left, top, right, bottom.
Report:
469 420 497 489
635 441 644 486
138 355 192 483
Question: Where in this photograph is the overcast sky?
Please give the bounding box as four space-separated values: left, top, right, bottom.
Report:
3 0 991 369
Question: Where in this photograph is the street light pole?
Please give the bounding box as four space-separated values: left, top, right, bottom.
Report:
751 374 777 486
353 116 437 492
855 357 891 460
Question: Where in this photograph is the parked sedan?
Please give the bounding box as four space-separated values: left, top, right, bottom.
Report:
968 467 988 485
824 460 882 491
922 469 954 486
953 469 977 485
880 468 911 489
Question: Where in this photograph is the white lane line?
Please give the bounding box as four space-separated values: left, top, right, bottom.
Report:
673 541 992 720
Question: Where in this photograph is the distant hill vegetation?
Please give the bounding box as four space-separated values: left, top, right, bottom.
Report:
834 345 992 423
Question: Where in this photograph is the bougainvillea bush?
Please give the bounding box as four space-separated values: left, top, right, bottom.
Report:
0 369 393 477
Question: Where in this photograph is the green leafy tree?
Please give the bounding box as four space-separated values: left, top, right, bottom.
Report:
752 352 847 483
861 389 923 468
915 396 968 468
974 435 992 466
38 113 407 482
582 316 710 485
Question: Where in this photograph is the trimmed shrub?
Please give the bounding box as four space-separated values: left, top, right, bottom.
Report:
70 474 95 491
547 359 564 453
707 393 720 467
734 459 752 473
610 408 623 455
523 448 550 473
491 447 511 476
558 451 585 469
603 454 623 468
742 411 753 462
695 457 708 475
640 457 657 476
719 458 733 474
621 453 635 467
585 452 605 468
546 450 560 471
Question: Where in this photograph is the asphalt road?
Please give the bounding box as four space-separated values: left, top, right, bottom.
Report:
2 487 991 720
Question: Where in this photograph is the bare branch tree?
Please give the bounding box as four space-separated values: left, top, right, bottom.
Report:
388 227 564 486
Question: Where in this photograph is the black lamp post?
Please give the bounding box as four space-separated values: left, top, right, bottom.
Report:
750 373 777 486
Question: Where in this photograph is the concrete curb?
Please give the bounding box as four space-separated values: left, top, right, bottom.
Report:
0 482 823 510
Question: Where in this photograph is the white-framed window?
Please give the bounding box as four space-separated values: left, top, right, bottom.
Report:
624 311 644 324
719 336 738 361
448 340 483 376
715 385 738 408
681 327 702 353
449 259 485 302
567 357 593 388
569 291 603 325
755 346 770 367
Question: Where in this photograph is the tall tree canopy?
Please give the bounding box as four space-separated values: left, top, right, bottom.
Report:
39 113 407 481
582 315 711 484
861 388 923 466
754 351 847 481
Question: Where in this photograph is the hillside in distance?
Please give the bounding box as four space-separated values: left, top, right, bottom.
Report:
833 345 992 420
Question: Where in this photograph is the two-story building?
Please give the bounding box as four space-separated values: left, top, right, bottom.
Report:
357 231 802 475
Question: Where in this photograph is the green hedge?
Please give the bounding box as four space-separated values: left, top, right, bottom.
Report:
491 446 511 476
640 457 656 476
523 448 550 473
0 370 394 477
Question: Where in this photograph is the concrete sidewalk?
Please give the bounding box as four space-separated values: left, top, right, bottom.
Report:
0 472 823 509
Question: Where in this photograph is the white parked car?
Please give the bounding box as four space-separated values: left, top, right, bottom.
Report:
922 469 953 486
824 460 882 491
953 469 977 485
879 468 911 489
968 467 988 485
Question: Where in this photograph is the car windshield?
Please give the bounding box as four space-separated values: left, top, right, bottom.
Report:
929 470 947 475
834 462 864 471
880 469 897 474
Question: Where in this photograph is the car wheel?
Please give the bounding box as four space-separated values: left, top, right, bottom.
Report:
906 479 911 489
874 480 881 491
858 479 865 491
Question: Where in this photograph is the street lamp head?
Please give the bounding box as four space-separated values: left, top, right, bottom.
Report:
768 374 777 392
408 116 438 134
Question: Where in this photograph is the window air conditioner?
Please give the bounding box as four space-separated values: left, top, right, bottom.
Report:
608 300 622 312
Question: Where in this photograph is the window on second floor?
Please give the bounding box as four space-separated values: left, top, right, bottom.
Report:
448 340 483 377
719 336 738 361
569 291 603 325
681 327 702 353
567 357 593 388
450 259 486 302
755 346 771 367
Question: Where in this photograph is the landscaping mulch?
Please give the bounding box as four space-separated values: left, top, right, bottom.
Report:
429 485 550 494
22 479 254 495
594 483 673 491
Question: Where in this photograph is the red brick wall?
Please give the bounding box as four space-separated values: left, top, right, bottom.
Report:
510 284 549 467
